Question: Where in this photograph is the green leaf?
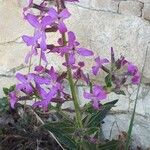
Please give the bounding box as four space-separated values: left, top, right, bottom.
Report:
85 100 118 128
105 74 112 88
115 90 126 95
43 119 78 149
45 126 77 149
44 121 76 134
0 97 9 112
98 140 119 150
3 88 9 95
3 85 15 95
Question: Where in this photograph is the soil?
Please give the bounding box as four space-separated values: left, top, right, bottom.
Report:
0 106 63 150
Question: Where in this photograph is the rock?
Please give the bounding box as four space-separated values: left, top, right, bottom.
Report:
0 0 32 43
143 3 150 21
102 114 150 149
90 0 119 13
67 4 150 82
119 1 144 17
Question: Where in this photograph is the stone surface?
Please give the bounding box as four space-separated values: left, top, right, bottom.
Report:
67 4 150 81
143 3 150 21
0 0 32 43
77 84 150 149
90 0 119 13
119 1 144 17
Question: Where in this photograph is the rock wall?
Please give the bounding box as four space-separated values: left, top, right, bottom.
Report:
0 0 150 149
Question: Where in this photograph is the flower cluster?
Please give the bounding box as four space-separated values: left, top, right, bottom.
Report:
8 0 141 111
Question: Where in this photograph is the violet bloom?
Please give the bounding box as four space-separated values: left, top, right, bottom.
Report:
48 8 71 33
16 73 34 94
22 13 53 63
9 91 17 109
84 85 107 109
59 31 94 67
33 67 64 108
127 63 141 84
67 31 94 56
73 62 89 84
33 82 62 108
92 57 109 75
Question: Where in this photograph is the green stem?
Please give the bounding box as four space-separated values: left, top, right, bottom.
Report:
125 45 148 149
62 34 83 128
56 0 83 132
67 63 83 128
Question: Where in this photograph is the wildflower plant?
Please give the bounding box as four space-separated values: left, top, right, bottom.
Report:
6 0 141 149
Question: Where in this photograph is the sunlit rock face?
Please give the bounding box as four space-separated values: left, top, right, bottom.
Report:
0 0 150 148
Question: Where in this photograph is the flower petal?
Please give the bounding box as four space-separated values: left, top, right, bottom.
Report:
9 91 17 109
48 8 58 19
40 32 47 51
58 21 67 33
68 53 75 65
26 13 39 28
84 92 93 99
22 35 34 46
41 16 53 28
68 31 76 46
92 66 100 76
16 73 27 83
77 48 94 56
59 9 71 19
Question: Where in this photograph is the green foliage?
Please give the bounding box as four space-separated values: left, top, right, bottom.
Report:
42 100 118 149
98 140 119 150
3 85 15 96
43 118 78 150
0 85 15 113
0 97 9 112
115 90 126 95
83 100 118 128
105 74 112 88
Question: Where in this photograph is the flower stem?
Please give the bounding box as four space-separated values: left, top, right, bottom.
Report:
62 35 83 128
67 60 83 128
55 0 83 129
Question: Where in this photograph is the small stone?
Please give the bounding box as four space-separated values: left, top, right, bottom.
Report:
119 1 144 17
143 3 150 21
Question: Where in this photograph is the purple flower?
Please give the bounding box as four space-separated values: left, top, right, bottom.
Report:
22 33 40 63
92 57 109 75
48 8 71 33
34 65 45 73
84 85 107 109
23 13 54 63
9 91 17 109
16 73 34 94
73 62 89 84
58 31 94 67
68 31 94 56
127 63 141 84
33 83 63 108
32 67 65 108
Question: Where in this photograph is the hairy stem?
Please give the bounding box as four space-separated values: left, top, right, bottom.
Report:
63 36 83 128
55 0 83 128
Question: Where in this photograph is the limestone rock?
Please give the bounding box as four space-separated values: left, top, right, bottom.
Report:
119 1 144 17
90 0 119 13
0 0 32 43
143 3 150 21
67 4 150 81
